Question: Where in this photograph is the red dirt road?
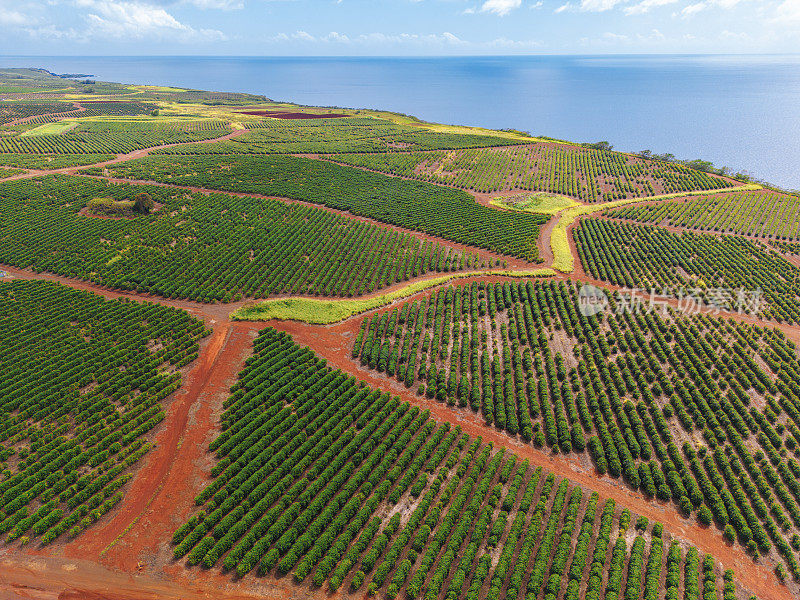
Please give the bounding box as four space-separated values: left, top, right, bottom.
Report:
0 554 308 600
65 322 233 563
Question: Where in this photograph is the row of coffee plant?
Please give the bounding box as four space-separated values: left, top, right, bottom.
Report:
91 155 548 261
0 176 483 303
353 279 800 577
0 120 231 155
0 280 207 545
327 143 732 202
604 190 800 240
174 326 745 599
155 117 524 155
575 218 800 324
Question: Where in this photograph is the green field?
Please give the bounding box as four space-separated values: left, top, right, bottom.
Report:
18 121 78 137
490 192 579 215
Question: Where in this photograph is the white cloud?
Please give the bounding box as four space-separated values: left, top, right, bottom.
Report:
182 0 243 9
487 36 542 47
774 0 800 21
679 0 744 17
680 2 707 16
624 0 677 15
578 0 628 11
291 29 315 41
480 0 522 15
322 31 350 42
75 0 225 40
556 0 628 11
268 30 465 46
0 7 28 25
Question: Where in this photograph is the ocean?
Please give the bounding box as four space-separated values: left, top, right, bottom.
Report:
2 55 799 190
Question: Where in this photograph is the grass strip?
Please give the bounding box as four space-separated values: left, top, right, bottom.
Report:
231 268 556 323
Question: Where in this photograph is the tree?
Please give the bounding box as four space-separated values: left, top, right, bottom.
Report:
585 141 613 151
133 192 155 214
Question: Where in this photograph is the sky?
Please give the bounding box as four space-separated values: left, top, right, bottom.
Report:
1 0 799 55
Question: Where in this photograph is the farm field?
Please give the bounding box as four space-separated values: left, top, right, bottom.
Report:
0 167 22 179
152 116 529 154
0 279 207 546
0 66 796 600
0 118 232 154
0 101 74 125
0 175 483 302
326 144 734 202
175 326 745 600
574 218 800 324
604 189 800 240
0 152 117 169
18 120 79 136
352 279 800 580
90 154 549 261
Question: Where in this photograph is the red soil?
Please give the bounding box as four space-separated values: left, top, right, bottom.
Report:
236 110 349 119
64 322 233 563
0 554 307 600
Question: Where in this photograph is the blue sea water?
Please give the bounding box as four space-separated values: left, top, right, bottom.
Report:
2 55 799 190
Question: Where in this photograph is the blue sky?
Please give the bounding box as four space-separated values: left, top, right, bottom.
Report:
2 0 799 55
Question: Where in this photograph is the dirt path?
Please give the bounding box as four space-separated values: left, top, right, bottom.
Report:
537 213 558 265
1 103 86 128
267 317 794 600
64 322 233 562
2 127 248 183
0 554 310 600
